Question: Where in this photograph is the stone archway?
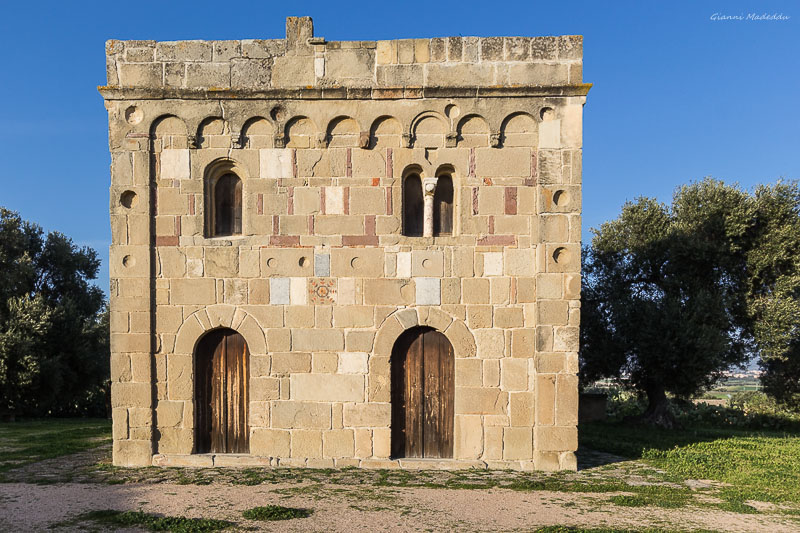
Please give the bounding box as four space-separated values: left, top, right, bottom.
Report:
165 305 267 454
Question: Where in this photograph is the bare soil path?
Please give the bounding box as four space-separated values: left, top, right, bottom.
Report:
1 444 798 532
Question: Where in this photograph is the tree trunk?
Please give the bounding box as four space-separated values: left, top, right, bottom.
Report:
625 385 680 429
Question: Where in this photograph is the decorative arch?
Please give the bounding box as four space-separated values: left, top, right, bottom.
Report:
369 115 402 149
325 115 361 147
410 111 446 148
500 112 537 147
150 115 189 150
456 114 490 147
197 117 231 149
173 304 267 358
284 115 318 148
242 116 273 149
373 307 476 359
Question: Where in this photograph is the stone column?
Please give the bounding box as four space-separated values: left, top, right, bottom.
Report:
422 177 437 237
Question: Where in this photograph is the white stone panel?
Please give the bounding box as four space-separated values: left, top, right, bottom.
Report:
290 277 307 305
260 148 293 179
338 352 369 374
160 149 190 179
415 277 441 305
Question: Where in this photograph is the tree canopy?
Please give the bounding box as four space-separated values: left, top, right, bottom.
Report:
581 179 800 424
0 207 108 417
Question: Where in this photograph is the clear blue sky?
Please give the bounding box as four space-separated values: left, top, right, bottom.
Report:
1 1 797 294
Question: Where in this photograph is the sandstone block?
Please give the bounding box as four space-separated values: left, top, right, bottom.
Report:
291 329 344 352
554 326 579 351
250 378 280 401
364 279 414 306
475 329 504 359
510 392 534 426
455 358 482 387
456 388 507 415
504 248 536 277
535 374 556 425
331 248 384 278
171 278 215 305
291 374 364 402
271 352 311 374
495 307 524 328
113 439 154 467
500 358 528 391
323 430 355 458
511 329 535 358
556 374 579 426
454 415 483 459
412 251 444 277
349 187 386 214
291 429 322 457
534 426 577 452
467 305 492 329
334 307 373 329
343 402 391 427
338 352 369 374
503 427 533 460
271 401 331 430
372 428 391 458
462 278 490 304
156 400 184 428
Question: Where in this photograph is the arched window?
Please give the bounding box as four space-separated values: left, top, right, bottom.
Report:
210 173 242 237
403 174 424 237
433 174 453 236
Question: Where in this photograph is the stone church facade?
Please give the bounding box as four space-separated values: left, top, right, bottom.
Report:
102 17 589 470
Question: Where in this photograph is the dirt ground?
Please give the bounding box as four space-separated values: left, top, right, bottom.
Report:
1 446 798 532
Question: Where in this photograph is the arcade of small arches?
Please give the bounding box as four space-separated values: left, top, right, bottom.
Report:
142 107 551 152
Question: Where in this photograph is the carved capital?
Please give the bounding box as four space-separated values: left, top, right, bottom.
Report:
490 132 501 148
445 132 458 148
423 177 438 196
187 135 198 149
274 133 286 149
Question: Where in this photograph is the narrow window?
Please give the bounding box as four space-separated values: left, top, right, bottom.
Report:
212 173 242 236
433 174 453 236
403 174 424 237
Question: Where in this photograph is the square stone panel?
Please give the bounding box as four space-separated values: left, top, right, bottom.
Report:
309 278 337 305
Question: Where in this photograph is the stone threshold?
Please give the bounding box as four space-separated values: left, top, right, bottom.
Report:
152 454 531 470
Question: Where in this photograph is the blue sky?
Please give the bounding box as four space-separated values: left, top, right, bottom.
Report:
0 1 797 293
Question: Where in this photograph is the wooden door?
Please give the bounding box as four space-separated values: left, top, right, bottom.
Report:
391 327 454 459
195 328 249 454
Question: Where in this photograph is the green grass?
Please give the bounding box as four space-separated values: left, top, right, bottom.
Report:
581 421 800 506
0 418 111 474
242 505 313 521
68 510 232 532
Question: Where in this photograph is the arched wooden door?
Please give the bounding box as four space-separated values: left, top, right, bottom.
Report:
391 327 454 458
195 328 249 454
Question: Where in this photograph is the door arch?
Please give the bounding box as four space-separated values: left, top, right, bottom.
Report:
391 327 454 458
194 328 249 454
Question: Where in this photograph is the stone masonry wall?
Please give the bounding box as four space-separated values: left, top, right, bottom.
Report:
105 17 582 90
103 17 588 471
